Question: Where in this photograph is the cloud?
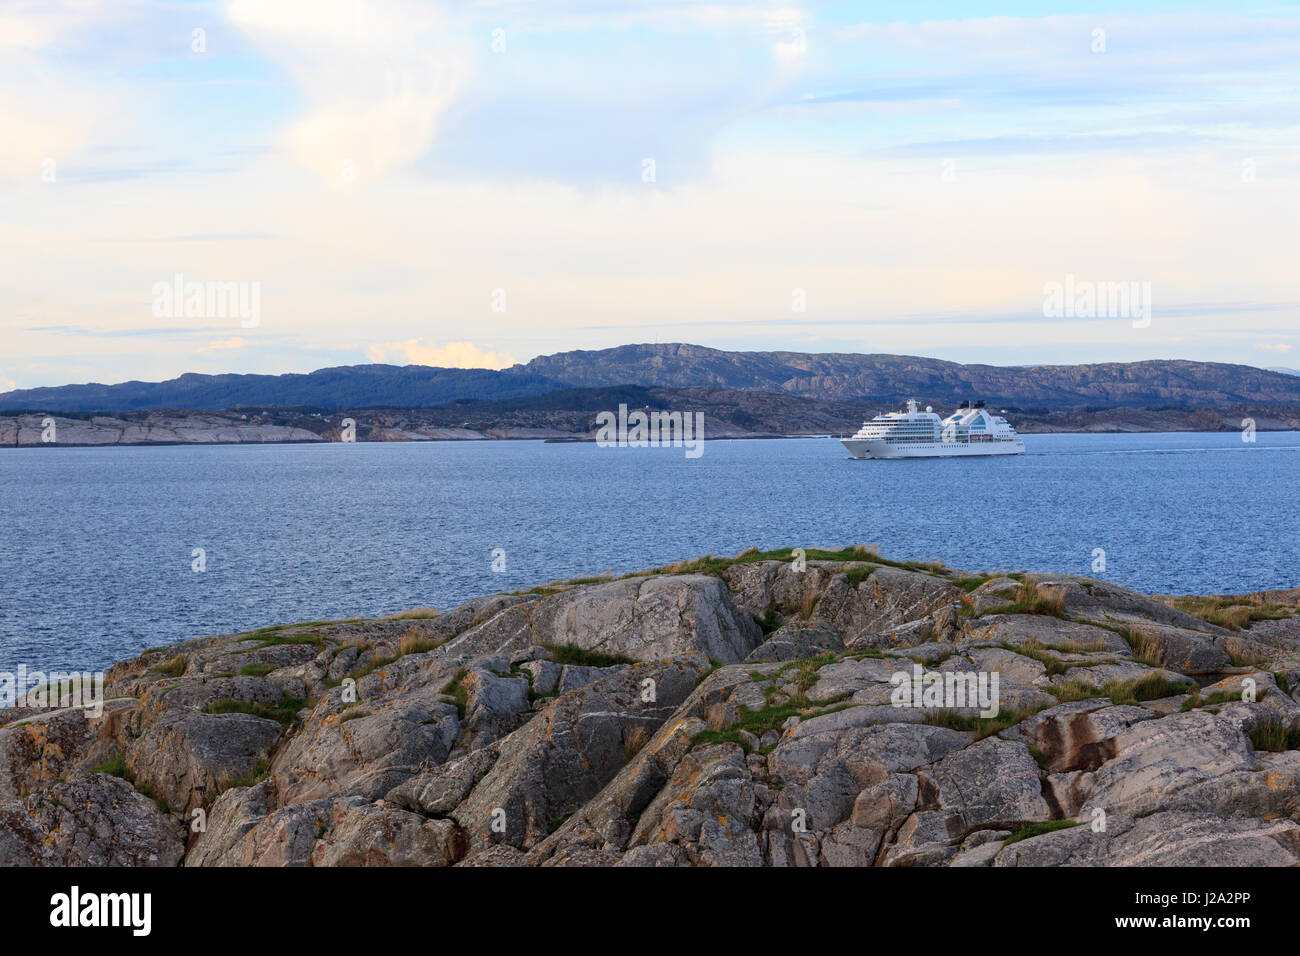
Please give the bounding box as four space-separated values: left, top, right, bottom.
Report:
474 2 804 32
204 337 249 351
366 339 516 369
1255 343 1294 353
226 0 467 182
25 325 236 338
0 1 124 180
769 13 807 68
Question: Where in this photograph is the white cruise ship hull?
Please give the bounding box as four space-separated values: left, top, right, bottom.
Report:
842 438 1024 459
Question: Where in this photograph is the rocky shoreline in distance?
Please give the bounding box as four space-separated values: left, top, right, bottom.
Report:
4 547 1300 867
4 395 1300 447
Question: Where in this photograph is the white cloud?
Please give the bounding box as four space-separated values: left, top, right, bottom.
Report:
203 337 249 351
472 1 804 32
366 339 516 369
227 0 468 182
0 1 110 52
1255 343 1294 353
6 4 1300 386
766 8 806 67
0 1 119 179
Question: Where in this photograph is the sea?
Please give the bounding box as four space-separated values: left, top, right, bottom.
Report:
2 431 1297 672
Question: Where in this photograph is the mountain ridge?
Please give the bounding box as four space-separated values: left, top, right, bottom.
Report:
6 343 1300 413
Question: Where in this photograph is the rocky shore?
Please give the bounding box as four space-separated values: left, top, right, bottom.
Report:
6 399 1299 447
4 548 1300 867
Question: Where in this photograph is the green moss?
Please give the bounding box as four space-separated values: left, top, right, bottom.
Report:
239 662 276 677
91 754 128 778
441 668 469 720
692 728 749 749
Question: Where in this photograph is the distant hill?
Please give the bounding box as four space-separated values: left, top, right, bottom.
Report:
6 342 1300 413
522 344 1300 410
0 365 562 413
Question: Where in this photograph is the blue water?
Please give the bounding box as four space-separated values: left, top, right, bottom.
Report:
2 432 1298 672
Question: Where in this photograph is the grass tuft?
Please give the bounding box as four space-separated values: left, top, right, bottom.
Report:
441 668 469 719
150 655 187 679
623 724 651 762
1164 596 1291 631
240 629 325 650
224 756 271 790
921 707 1039 740
1103 672 1194 706
388 607 439 620
1044 679 1104 702
1121 628 1164 668
205 694 305 728
1003 820 1080 845
993 580 1066 618
1247 719 1300 752
753 608 781 635
544 644 634 668
91 754 128 778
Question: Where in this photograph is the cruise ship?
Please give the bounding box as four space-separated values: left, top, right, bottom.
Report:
842 400 1025 459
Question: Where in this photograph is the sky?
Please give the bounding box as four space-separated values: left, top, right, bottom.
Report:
2 0 1298 391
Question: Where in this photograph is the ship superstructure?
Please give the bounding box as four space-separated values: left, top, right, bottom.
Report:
841 400 1024 459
